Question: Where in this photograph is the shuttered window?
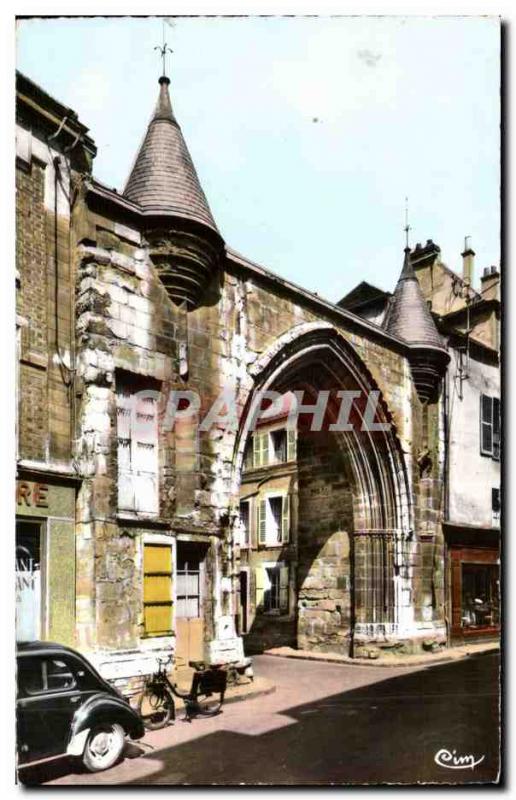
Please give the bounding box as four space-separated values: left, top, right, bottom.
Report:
255 563 289 614
480 395 501 460
239 500 251 548
257 495 290 546
116 376 159 514
252 432 269 467
143 544 173 637
287 429 297 461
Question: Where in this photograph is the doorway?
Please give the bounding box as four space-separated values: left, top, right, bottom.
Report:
239 569 249 634
175 542 207 666
16 519 43 642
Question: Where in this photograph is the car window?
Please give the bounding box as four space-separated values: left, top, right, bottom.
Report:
17 656 77 695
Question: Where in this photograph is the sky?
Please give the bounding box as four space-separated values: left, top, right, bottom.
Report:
16 15 500 302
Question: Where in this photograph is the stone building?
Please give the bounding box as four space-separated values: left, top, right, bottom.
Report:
237 393 298 653
340 240 501 646
16 63 493 688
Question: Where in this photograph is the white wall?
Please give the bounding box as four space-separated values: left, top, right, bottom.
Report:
447 347 500 528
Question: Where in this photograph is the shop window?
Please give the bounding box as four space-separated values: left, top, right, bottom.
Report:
239 500 251 548
116 373 160 515
16 520 42 642
480 394 500 460
256 563 289 614
257 495 290 546
143 543 173 637
461 563 500 629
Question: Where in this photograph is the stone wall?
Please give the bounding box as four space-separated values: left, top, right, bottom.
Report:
296 431 354 654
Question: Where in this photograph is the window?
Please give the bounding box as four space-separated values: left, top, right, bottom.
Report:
143 544 173 637
17 657 76 696
256 563 289 614
270 429 287 463
239 500 251 548
257 495 290 546
253 432 269 467
461 563 499 629
117 374 160 514
176 545 202 619
243 441 254 471
247 429 296 469
480 394 500 460
492 487 501 523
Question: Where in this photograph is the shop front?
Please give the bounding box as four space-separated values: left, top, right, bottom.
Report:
15 474 78 646
444 523 500 644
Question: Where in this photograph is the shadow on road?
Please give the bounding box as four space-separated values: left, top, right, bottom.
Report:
125 652 501 786
19 652 500 786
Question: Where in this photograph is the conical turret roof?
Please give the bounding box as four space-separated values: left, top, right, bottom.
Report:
385 247 445 349
124 76 219 233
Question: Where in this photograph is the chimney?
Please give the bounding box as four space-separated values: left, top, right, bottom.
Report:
480 265 500 301
461 236 475 287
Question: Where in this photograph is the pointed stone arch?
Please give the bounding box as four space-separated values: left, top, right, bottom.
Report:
231 322 416 654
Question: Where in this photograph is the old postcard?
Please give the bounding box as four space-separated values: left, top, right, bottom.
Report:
14 13 501 786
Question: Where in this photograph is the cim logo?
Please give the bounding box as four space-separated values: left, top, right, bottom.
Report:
434 748 485 771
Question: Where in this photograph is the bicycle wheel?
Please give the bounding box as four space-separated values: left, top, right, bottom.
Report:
138 684 175 730
191 670 226 716
192 688 224 716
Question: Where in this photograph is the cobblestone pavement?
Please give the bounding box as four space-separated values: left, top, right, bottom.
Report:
21 651 500 786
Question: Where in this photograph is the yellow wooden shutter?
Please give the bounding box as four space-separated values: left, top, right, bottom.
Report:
143 544 173 637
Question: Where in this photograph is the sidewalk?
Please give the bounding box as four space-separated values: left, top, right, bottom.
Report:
172 674 276 713
263 640 499 668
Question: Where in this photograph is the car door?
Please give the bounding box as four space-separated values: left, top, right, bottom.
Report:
17 654 85 762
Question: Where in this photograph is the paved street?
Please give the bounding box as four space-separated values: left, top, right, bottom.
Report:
21 651 500 786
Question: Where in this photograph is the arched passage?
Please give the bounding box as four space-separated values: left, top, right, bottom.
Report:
231 324 414 656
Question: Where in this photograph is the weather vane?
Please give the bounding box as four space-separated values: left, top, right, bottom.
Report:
155 19 173 77
404 196 411 249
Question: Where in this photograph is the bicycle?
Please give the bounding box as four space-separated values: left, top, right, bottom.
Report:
137 655 227 730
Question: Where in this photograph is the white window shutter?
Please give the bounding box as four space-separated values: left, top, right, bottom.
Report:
255 566 265 609
287 429 296 461
281 495 290 543
261 432 269 466
279 564 289 613
258 500 267 545
252 434 260 467
118 472 135 511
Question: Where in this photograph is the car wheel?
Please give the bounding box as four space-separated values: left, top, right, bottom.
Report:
82 723 125 772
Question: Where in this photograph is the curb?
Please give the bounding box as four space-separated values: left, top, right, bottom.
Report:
263 645 499 669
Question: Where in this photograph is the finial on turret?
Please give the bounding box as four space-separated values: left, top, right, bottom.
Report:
404 196 411 251
154 19 173 79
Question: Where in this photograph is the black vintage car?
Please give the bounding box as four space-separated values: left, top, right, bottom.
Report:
17 641 144 773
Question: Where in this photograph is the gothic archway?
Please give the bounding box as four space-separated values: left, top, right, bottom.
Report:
230 323 414 656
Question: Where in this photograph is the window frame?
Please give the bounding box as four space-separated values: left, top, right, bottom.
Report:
239 499 252 548
116 373 160 516
480 393 501 461
17 655 78 697
257 493 290 547
255 561 289 616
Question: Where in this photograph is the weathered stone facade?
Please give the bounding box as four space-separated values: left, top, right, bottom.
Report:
16 69 465 688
